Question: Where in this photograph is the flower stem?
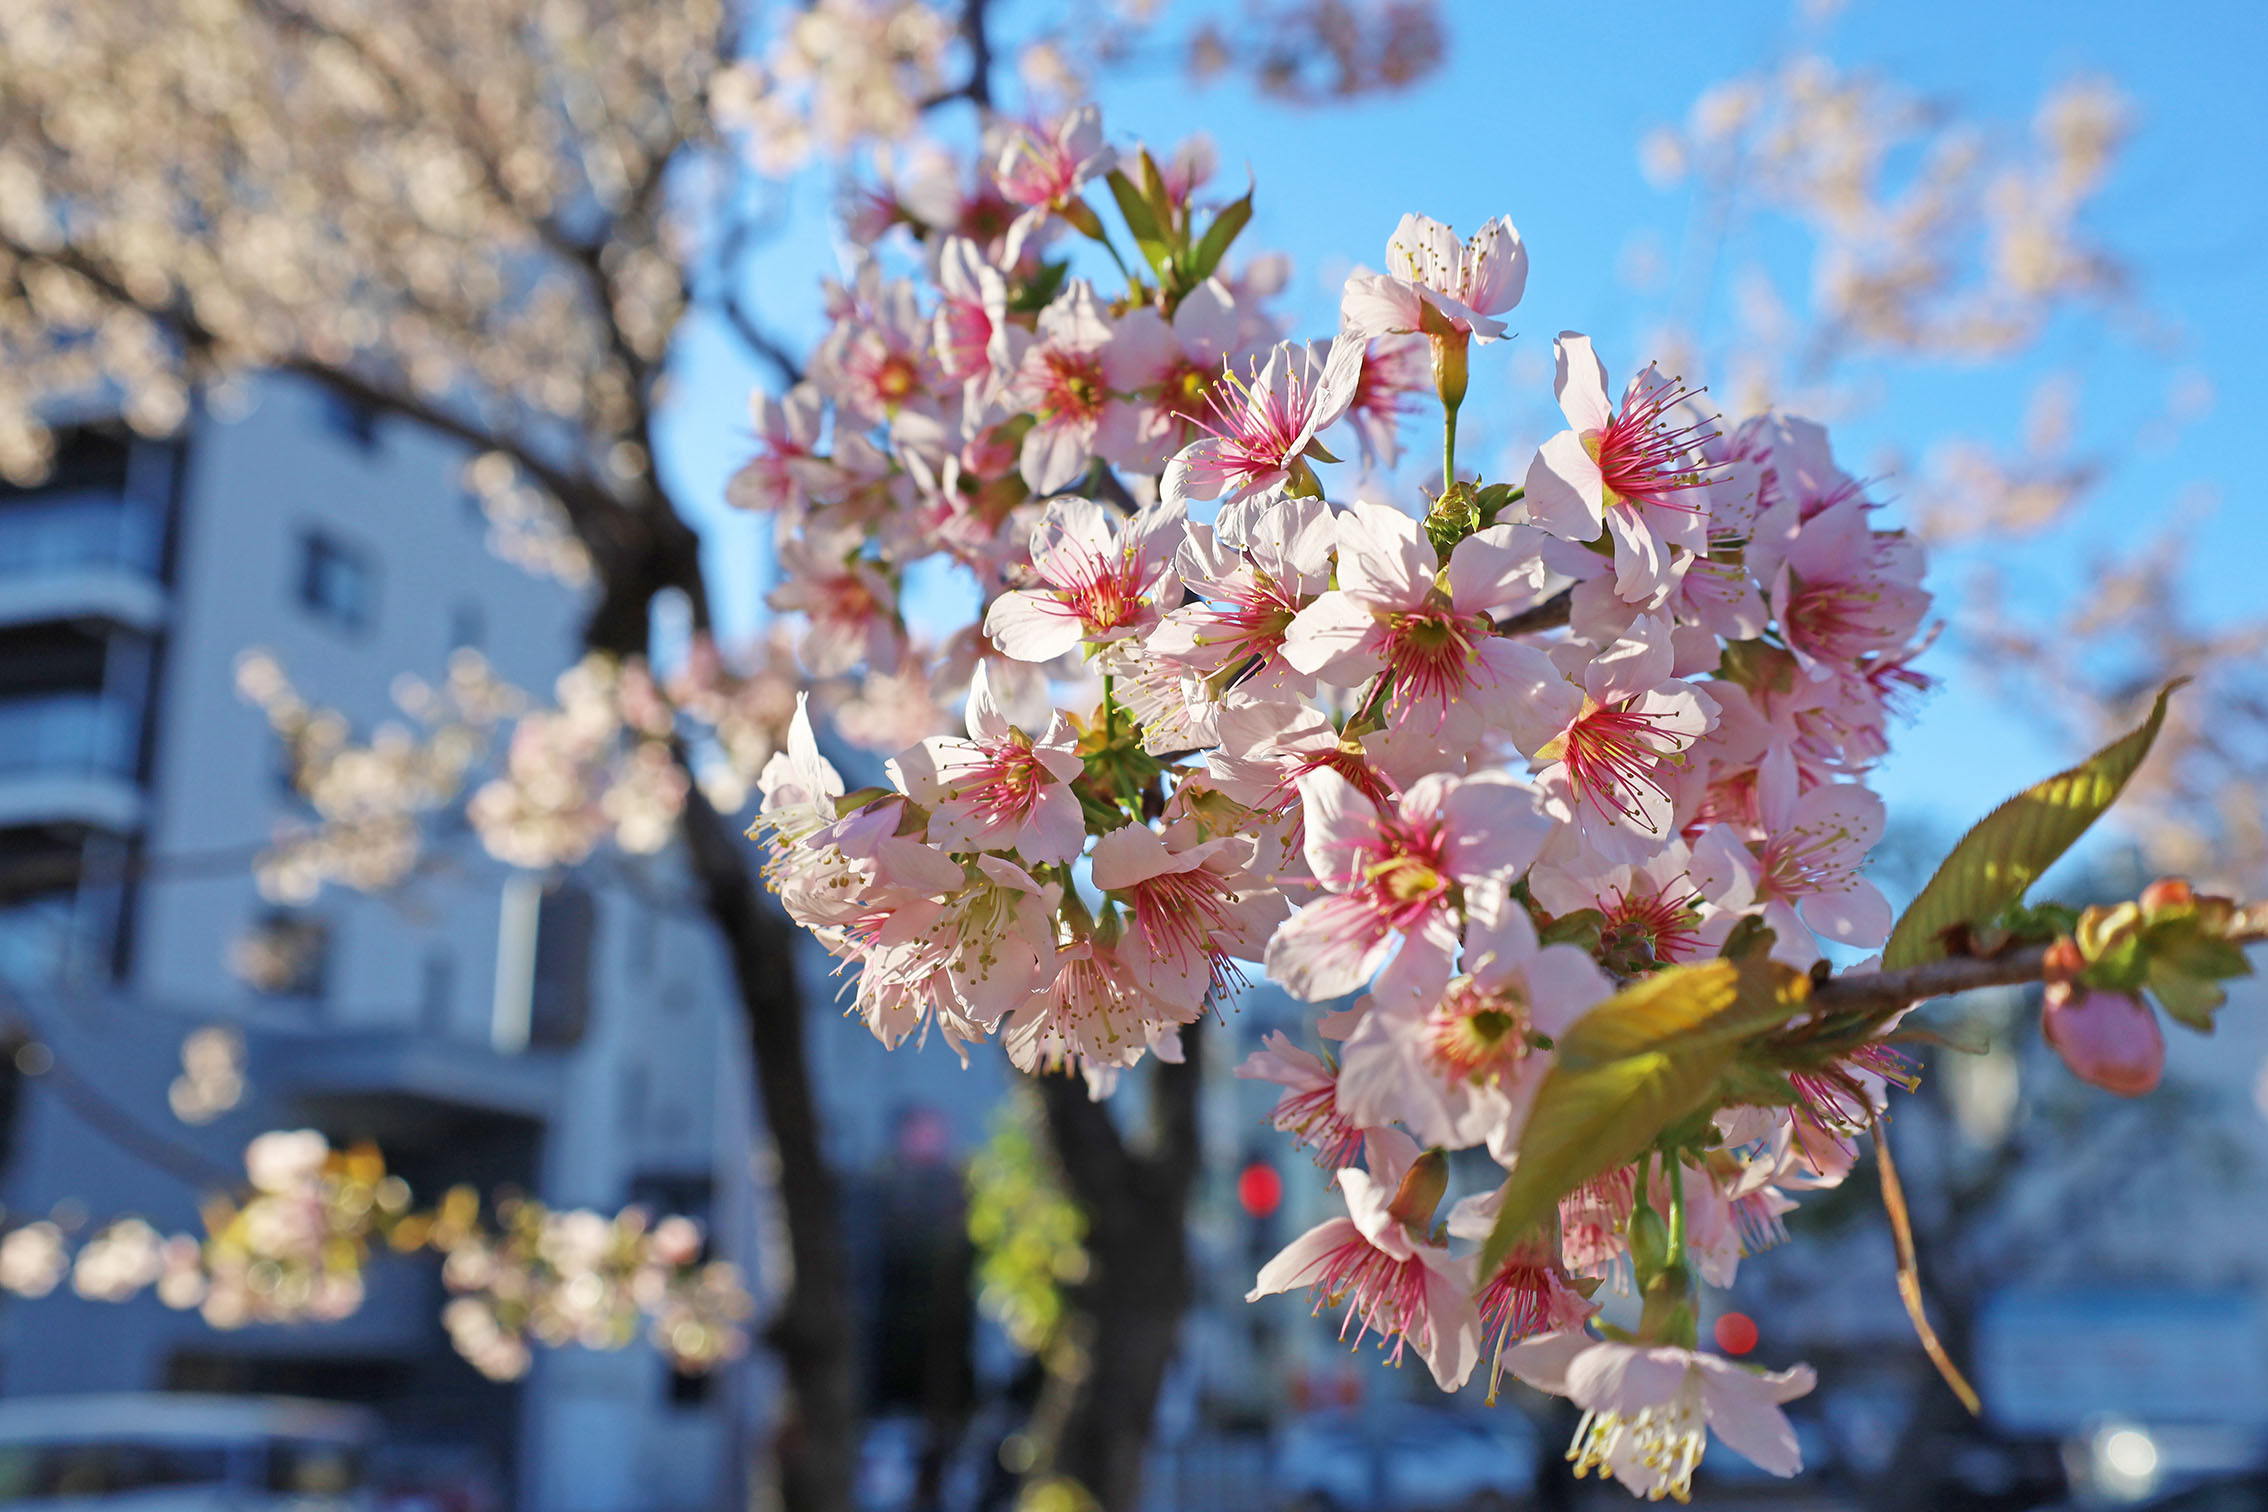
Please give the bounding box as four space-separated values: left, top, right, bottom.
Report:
1442 404 1459 495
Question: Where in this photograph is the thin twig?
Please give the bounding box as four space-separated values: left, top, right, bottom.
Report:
1872 1111 1983 1415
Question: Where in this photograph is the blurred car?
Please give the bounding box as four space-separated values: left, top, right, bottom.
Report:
0 1394 374 1510
1270 1401 1538 1511
2122 1472 2268 1512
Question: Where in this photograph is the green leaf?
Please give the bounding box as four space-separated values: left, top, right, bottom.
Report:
2147 964 2229 1032
1105 169 1174 282
1477 1042 1735 1280
1557 958 1809 1066
1476 959 1809 1277
1882 681 2185 971
1183 184 1253 284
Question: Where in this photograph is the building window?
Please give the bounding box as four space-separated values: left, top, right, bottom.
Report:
297 531 376 633
419 948 455 1034
449 602 484 653
319 389 381 450
230 911 330 1000
527 879 594 1049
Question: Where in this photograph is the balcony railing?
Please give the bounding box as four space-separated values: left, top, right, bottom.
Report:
0 691 139 778
0 488 165 580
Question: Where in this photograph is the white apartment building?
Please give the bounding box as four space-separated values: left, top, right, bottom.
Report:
0 377 767 1512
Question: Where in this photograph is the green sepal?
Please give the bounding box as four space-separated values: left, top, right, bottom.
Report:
1182 182 1253 284
1105 168 1175 283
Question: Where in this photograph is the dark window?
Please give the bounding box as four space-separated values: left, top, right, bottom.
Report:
527 880 594 1048
0 429 170 581
320 389 381 449
239 910 330 999
449 602 484 652
0 624 143 778
667 1367 715 1408
419 948 455 1033
298 531 377 633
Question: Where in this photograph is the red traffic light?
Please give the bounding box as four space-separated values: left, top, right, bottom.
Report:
1237 1161 1283 1218
1714 1311 1759 1356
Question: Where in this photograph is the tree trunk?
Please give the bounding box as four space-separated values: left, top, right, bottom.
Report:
680 786 860 1512
1031 1022 1205 1512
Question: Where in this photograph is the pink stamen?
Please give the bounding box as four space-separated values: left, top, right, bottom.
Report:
1381 606 1488 713
1305 1237 1434 1366
1597 371 1718 511
1124 866 1250 1001
1273 1082 1365 1170
1562 702 1685 829
1598 879 1704 965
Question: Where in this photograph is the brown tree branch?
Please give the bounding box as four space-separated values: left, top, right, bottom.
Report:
1810 913 2265 1018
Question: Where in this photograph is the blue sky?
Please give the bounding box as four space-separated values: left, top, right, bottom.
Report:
654 0 2268 866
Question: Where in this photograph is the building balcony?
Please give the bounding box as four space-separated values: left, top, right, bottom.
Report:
0 487 168 632
0 691 144 831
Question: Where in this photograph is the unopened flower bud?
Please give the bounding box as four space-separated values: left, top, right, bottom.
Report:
1427 331 1469 412
2042 982 2164 1097
1387 1148 1450 1233
2040 936 2085 984
2139 877 2194 916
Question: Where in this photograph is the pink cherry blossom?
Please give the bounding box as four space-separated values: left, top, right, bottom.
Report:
1507 1332 1818 1499
885 665 1086 865
995 104 1115 210
1280 502 1564 743
1235 1031 1364 1169
1090 821 1285 1008
725 385 825 517
1529 831 1754 970
983 495 1185 662
811 276 943 425
1524 334 1716 605
1129 279 1244 465
930 236 1012 386
765 529 903 677
1446 1186 1600 1397
1002 280 1175 494
1265 767 1549 1003
1247 1129 1482 1392
1557 1167 1637 1280
851 854 1062 1057
1498 615 1719 858
1732 747 1894 962
1340 213 1528 343
1151 495 1335 697
1161 333 1364 506
1336 885 1611 1157
1002 933 1177 1076
1343 333 1431 467
1749 495 1931 683
2043 983 2165 1095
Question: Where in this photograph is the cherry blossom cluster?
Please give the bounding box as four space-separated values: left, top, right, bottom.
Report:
745 107 1938 1499
0 1130 750 1382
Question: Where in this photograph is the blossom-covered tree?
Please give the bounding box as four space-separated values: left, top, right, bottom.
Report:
0 1 1446 1508
742 97 2264 1506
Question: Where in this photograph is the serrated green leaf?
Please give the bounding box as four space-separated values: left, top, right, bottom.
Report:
2147 964 2227 1032
1183 185 1253 284
1104 169 1174 282
1883 681 2185 971
1476 959 1809 1276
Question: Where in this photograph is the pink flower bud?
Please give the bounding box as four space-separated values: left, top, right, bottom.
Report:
2042 983 2164 1097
